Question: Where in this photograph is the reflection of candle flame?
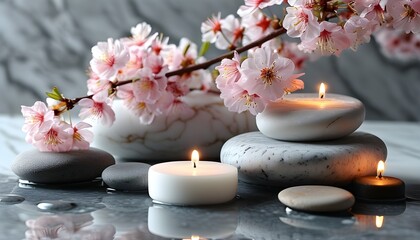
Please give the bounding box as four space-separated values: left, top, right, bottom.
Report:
377 160 385 179
319 83 326 99
375 216 384 228
191 150 199 169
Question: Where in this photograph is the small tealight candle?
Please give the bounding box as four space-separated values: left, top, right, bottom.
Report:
352 160 405 201
148 150 238 206
256 83 365 141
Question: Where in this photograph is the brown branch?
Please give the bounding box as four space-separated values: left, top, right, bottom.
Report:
66 27 286 109
165 27 286 77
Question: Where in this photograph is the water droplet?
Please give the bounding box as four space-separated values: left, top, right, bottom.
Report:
0 194 25 205
37 200 77 211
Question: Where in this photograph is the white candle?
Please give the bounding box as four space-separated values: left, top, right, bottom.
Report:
256 83 365 141
148 205 237 239
148 150 238 205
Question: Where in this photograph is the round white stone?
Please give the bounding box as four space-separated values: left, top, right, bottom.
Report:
220 131 386 187
102 162 150 191
12 148 115 184
278 185 355 212
256 93 365 141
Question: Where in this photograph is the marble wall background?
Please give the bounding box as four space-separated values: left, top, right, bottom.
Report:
0 0 419 120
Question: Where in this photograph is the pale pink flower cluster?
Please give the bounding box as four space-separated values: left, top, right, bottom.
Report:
375 28 420 61
216 47 304 115
21 102 93 152
87 23 212 125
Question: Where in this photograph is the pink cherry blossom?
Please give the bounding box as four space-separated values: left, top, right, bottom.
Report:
344 15 375 50
238 46 304 101
277 41 309 70
374 28 420 61
116 85 159 124
132 68 167 103
387 0 420 34
21 101 55 135
283 6 320 41
242 11 273 45
90 38 130 80
298 21 351 56
78 92 115 127
201 12 223 43
216 15 244 50
237 0 283 17
129 22 157 47
143 53 168 76
71 122 93 150
220 83 267 115
215 51 242 89
357 0 387 24
33 119 73 152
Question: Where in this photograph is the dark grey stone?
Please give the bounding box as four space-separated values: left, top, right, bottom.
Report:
102 162 150 191
11 148 115 184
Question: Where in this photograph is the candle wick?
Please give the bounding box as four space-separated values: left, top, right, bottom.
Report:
320 94 324 99
193 162 196 168
377 172 383 179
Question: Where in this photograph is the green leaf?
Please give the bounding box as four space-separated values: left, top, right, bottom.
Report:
52 87 61 97
198 41 210 57
182 43 191 56
46 92 61 100
45 87 63 100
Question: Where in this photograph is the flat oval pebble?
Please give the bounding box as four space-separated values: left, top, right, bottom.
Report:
102 162 150 191
278 186 355 212
256 93 365 141
12 148 115 184
221 131 386 187
0 194 25 205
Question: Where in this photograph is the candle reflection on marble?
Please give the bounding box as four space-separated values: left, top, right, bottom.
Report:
147 205 237 239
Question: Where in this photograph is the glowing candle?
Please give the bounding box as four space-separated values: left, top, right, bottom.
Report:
352 160 405 201
256 83 365 141
148 149 238 205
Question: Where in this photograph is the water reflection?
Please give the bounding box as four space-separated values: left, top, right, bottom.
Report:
24 213 115 240
148 204 238 239
351 201 406 230
279 207 356 231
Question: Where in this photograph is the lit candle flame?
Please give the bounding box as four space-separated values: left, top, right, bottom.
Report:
377 160 385 179
191 235 200 240
375 216 384 228
319 83 326 99
191 150 199 169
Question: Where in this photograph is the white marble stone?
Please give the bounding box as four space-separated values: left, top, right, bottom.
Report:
256 93 365 141
278 186 355 212
220 131 387 187
92 91 257 161
102 163 150 191
12 148 115 184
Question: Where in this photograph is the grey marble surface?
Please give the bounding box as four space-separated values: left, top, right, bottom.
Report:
0 115 420 239
0 0 419 121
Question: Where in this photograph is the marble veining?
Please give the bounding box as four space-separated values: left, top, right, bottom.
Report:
221 131 387 187
92 93 257 161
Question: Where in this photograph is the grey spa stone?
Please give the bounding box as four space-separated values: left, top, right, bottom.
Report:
12 148 115 184
102 162 150 191
220 131 387 187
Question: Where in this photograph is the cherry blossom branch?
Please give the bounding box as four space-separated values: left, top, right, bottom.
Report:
165 27 286 77
64 27 287 109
